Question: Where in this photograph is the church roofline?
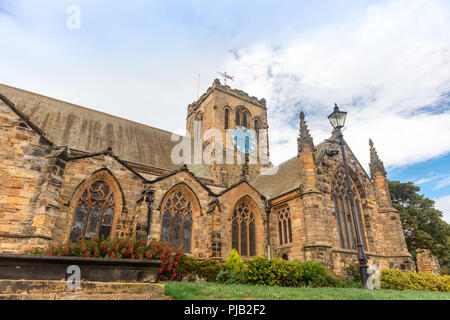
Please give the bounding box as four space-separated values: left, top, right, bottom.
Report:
0 90 53 146
316 135 374 187
217 178 266 200
68 147 149 182
146 164 217 197
0 82 183 139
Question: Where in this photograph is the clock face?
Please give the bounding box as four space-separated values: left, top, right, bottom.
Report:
231 126 256 154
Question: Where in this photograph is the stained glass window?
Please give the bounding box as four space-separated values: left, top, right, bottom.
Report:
160 187 193 252
231 201 256 256
332 166 369 250
70 179 115 241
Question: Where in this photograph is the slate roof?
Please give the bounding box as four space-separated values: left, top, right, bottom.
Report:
249 157 301 199
249 142 327 200
0 83 191 173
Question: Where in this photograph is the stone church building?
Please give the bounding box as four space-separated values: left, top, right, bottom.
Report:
0 79 415 274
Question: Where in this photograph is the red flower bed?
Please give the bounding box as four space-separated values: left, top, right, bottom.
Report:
25 238 184 281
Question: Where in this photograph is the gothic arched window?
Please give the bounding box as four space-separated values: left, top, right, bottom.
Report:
236 109 241 126
242 111 248 128
195 112 203 141
232 201 256 257
332 167 368 250
254 118 260 147
160 186 194 252
225 108 229 130
277 206 292 245
70 178 116 241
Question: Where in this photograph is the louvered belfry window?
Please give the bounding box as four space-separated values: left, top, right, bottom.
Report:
332 167 368 251
70 179 115 241
160 188 193 252
232 201 256 257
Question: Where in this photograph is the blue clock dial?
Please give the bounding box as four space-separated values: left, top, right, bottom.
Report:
231 126 256 154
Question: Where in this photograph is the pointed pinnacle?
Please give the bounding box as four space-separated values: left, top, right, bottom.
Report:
369 139 386 177
297 111 314 153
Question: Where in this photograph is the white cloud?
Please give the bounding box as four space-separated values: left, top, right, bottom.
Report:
225 0 450 169
434 195 450 223
436 175 450 189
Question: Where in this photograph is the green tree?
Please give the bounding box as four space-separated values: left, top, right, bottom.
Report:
388 180 450 272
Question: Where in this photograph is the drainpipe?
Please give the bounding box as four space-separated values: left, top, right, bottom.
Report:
265 199 271 260
145 187 155 242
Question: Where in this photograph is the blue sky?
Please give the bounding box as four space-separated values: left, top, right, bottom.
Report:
0 0 449 222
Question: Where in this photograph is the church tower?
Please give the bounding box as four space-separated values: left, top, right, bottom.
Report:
186 78 270 186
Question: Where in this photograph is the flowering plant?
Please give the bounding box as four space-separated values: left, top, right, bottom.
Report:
25 238 184 281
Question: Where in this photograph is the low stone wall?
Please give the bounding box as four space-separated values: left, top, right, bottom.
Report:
331 249 416 275
0 253 167 300
416 249 441 275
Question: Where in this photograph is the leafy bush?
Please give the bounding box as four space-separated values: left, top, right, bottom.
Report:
25 238 183 281
380 269 450 292
244 257 341 288
344 261 361 282
174 255 200 282
225 249 244 275
245 256 303 287
296 261 341 288
216 269 244 285
198 259 222 282
214 249 246 284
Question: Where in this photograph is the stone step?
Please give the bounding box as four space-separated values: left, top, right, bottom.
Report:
0 280 171 300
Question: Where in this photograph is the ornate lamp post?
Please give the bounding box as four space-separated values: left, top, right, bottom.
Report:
328 104 370 289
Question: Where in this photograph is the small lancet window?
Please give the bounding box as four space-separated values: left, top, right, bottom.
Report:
225 108 229 130
242 111 248 128
277 207 292 245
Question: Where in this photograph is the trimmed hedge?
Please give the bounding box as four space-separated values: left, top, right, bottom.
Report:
381 269 450 292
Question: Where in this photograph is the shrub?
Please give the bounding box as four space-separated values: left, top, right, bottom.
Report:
380 269 450 292
174 255 200 282
25 238 183 282
216 269 244 285
198 259 222 282
296 261 341 288
225 249 244 275
245 256 303 287
245 257 342 288
344 261 361 282
215 249 246 284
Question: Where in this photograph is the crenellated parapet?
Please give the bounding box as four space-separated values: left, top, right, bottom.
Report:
187 78 266 117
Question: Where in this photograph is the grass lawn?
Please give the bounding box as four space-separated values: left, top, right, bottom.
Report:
164 282 450 300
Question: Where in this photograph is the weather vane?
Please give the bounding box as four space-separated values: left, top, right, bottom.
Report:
217 72 234 86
